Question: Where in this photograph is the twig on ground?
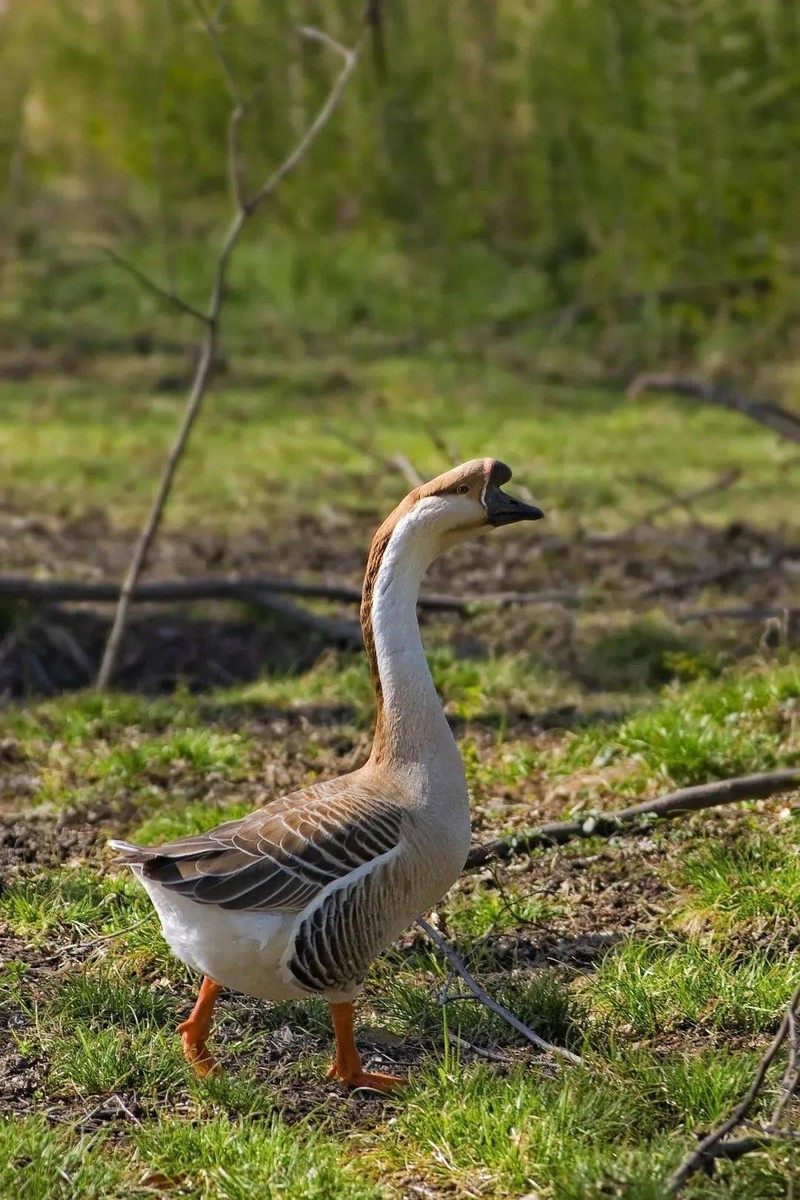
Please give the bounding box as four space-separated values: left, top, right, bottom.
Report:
0 574 578 615
415 915 582 1066
640 551 795 597
632 468 740 530
445 1030 510 1064
239 590 361 647
465 769 800 869
629 373 800 444
95 12 364 689
322 424 423 487
665 980 800 1193
677 605 800 625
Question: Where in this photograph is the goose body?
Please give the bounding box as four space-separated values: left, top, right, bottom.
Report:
114 767 469 1004
110 459 543 1088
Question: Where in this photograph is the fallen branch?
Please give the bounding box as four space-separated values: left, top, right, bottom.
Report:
465 770 800 870
640 551 795 598
665 979 800 1193
95 12 364 689
632 468 740 529
642 561 791 600
321 424 423 488
415 915 582 1066
629 373 800 444
677 605 800 625
0 575 577 615
238 592 361 647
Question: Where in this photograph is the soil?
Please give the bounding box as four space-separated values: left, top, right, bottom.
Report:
0 497 797 697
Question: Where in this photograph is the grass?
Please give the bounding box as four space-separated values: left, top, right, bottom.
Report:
2 332 799 1197
1 357 799 530
2 656 799 1197
559 663 800 791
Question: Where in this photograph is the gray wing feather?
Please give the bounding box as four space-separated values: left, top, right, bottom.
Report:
110 780 403 915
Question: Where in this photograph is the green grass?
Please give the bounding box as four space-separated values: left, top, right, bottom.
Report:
585 938 797 1037
680 833 800 926
2 348 799 1197
2 657 800 1196
559 662 800 791
2 358 798 530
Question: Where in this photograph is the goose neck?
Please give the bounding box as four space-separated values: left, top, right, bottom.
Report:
361 510 460 772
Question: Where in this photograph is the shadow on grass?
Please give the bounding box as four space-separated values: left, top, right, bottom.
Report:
0 604 330 699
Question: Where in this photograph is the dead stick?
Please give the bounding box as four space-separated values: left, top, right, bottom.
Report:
665 979 800 1193
629 373 800 444
465 770 800 870
415 916 582 1066
0 575 577 614
95 18 363 689
678 606 800 625
633 467 740 527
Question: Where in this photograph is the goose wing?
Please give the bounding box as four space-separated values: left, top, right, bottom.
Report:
109 778 404 914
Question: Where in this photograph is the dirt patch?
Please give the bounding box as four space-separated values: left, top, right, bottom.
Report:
0 495 797 697
0 812 103 877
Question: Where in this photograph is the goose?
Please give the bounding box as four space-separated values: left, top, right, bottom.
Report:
110 459 543 1092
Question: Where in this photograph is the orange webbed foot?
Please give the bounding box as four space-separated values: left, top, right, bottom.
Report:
326 1001 406 1093
327 1061 407 1093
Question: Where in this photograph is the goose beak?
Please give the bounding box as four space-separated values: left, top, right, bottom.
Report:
485 486 545 526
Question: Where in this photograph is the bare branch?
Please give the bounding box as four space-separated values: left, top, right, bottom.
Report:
640 548 795 597
191 0 247 211
239 590 360 648
665 980 800 1193
244 26 361 214
445 1030 509 1064
99 247 207 323
415 915 583 1066
96 16 364 689
96 326 220 689
322 423 425 487
191 0 241 105
677 605 800 625
629 373 800 444
0 574 577 616
391 453 424 488
465 770 800 870
633 468 740 528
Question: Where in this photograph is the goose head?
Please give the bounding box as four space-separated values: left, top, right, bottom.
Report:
401 458 544 554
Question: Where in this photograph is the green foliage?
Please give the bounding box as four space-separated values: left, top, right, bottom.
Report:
3 0 800 344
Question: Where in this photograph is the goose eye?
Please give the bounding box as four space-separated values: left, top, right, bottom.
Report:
456 484 469 495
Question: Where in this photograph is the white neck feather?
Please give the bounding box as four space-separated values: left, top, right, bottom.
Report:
369 508 464 779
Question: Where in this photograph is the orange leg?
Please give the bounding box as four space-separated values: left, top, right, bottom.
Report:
326 1001 406 1093
177 976 221 1077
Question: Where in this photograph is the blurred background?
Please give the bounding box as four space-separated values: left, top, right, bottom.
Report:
0 0 798 695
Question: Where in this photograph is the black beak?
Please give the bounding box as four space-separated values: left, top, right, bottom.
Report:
485 485 545 526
